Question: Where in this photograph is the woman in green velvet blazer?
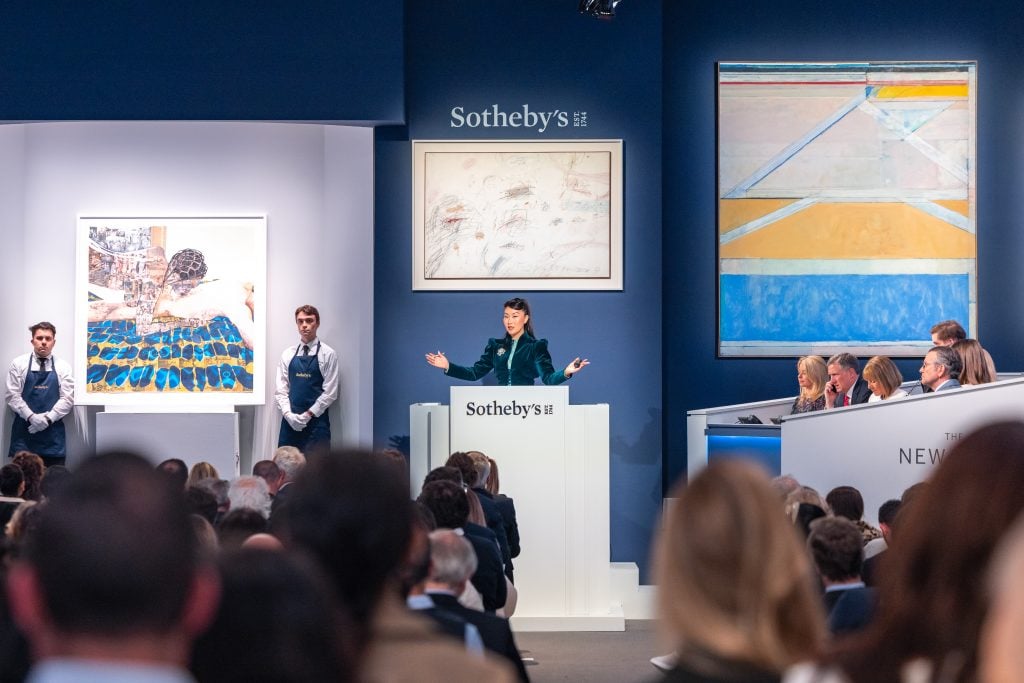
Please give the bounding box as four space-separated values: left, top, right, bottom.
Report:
425 297 589 386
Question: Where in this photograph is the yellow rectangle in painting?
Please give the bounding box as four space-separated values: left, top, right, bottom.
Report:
873 84 969 99
719 198 800 234
720 202 976 260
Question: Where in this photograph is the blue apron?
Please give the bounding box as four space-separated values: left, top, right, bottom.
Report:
8 356 66 458
277 342 330 451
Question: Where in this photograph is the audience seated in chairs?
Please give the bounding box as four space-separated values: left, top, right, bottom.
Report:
418 480 508 614
278 449 516 682
655 460 825 682
785 420 1024 683
423 529 530 681
6 452 220 683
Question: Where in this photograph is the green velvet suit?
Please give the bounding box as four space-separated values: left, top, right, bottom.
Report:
445 333 569 386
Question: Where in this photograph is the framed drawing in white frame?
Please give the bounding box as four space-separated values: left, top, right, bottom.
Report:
74 215 267 406
412 140 623 291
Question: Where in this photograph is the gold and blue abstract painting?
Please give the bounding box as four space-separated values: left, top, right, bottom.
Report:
75 216 267 406
717 62 976 357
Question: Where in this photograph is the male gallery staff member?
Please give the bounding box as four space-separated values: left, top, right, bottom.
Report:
6 322 74 467
274 305 338 455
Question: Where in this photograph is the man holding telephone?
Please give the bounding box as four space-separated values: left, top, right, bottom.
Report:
824 353 872 409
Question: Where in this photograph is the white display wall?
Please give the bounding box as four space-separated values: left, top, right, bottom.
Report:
0 122 374 468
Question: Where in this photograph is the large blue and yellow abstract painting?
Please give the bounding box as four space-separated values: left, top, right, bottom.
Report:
75 216 267 405
718 62 976 357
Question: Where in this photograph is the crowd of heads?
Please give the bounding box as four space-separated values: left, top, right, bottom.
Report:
655 419 1024 683
0 441 529 681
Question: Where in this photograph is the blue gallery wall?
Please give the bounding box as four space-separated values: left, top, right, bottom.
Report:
0 3 404 122
373 1 664 577
662 0 1024 487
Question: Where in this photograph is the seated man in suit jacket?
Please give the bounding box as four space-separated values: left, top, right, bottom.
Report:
920 346 963 393
417 480 507 613
824 352 873 409
807 516 876 635
425 529 529 682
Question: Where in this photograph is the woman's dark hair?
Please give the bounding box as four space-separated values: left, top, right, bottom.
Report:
830 421 1024 683
826 486 865 522
503 297 535 337
191 548 354 683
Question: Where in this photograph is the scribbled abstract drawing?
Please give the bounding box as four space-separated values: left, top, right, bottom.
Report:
422 147 613 280
717 62 977 357
78 218 265 403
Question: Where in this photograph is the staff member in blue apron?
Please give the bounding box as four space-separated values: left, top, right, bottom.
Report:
274 305 338 456
6 322 75 467
425 297 589 385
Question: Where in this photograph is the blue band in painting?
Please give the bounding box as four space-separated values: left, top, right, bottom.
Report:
720 273 970 343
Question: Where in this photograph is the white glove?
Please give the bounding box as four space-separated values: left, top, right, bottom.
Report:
296 411 311 426
27 414 49 434
284 411 307 431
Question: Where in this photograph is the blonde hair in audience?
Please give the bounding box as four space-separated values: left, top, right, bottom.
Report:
656 461 824 672
797 355 828 402
953 338 994 385
862 355 904 398
485 457 501 496
982 514 1024 683
187 461 219 488
784 485 830 523
466 488 487 526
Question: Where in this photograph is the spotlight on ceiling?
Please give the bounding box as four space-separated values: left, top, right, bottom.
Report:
578 0 622 18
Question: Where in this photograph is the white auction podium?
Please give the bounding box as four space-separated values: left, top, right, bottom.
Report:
410 386 623 631
95 411 240 477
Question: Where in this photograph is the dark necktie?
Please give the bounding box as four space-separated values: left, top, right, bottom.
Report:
37 357 46 372
302 345 309 356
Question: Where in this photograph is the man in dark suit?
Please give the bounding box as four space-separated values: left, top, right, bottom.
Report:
425 529 529 681
920 345 963 392
824 352 872 408
808 516 875 635
418 480 507 612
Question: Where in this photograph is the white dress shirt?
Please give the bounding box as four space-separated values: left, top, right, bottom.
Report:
5 353 74 422
273 337 339 417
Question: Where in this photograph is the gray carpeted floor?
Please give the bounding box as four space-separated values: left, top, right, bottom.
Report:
514 620 662 683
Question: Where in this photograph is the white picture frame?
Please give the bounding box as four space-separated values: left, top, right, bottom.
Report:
412 140 623 291
74 215 267 406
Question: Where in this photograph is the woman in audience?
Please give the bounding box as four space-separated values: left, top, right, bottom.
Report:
953 338 994 385
10 452 44 501
791 356 828 414
187 461 219 488
656 460 825 682
486 457 521 582
862 356 907 401
825 486 881 544
980 514 1024 683
786 420 1024 683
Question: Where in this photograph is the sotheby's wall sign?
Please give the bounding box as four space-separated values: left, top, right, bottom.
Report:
449 104 589 133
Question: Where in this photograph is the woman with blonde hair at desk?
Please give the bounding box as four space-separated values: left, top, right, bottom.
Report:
863 356 908 402
791 356 828 414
